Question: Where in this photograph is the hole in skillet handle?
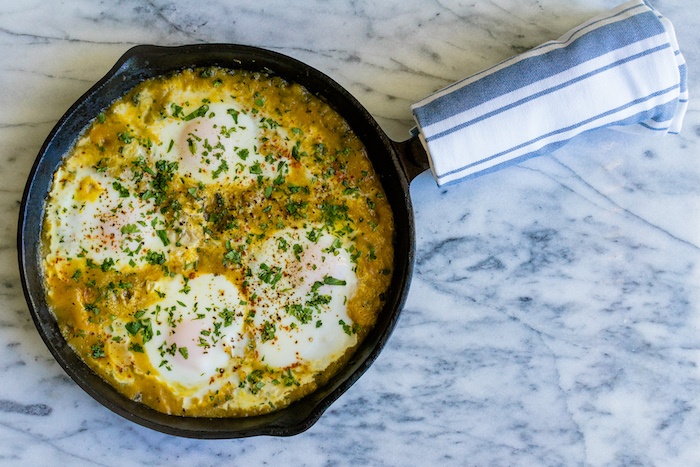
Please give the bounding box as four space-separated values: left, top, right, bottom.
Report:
18 43 425 438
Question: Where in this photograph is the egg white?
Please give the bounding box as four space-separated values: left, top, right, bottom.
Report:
44 164 169 267
246 226 359 371
140 273 249 395
154 102 278 186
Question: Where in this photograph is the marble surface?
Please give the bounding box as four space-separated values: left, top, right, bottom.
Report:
2 0 699 465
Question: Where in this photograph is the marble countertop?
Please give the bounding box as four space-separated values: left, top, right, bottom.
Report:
2 0 698 465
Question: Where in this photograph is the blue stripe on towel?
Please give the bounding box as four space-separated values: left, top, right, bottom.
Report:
421 2 649 109
435 85 680 179
424 43 672 143
413 10 666 128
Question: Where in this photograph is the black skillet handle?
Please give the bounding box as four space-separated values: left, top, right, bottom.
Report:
392 134 431 183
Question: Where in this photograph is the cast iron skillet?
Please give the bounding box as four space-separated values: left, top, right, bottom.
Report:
18 44 432 438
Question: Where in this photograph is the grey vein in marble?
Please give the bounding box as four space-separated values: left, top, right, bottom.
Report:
1 0 698 465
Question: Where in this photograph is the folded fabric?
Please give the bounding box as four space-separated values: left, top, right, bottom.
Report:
411 0 688 186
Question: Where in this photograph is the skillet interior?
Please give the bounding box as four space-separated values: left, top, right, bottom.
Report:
18 44 415 438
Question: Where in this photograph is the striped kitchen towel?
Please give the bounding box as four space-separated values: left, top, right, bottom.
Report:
411 0 688 186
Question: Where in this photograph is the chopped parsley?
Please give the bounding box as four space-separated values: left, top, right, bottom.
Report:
117 131 133 144
171 103 184 118
121 224 139 235
224 247 242 265
246 369 266 394
125 321 141 335
285 304 313 324
156 229 170 247
281 368 299 387
254 92 265 107
323 275 347 286
258 264 282 287
187 137 197 155
90 342 106 359
249 162 262 174
142 159 178 206
84 303 100 315
293 243 303 260
71 269 82 282
320 202 350 227
277 237 289 252
261 321 276 342
237 148 249 160
286 200 307 218
182 104 209 121
100 257 115 272
339 319 361 336
125 311 153 344
112 181 130 198
219 308 235 327
145 250 166 265
212 160 229 179
227 108 240 124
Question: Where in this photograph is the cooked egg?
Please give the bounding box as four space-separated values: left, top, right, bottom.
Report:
142 273 248 393
155 102 277 186
247 227 358 370
44 164 169 267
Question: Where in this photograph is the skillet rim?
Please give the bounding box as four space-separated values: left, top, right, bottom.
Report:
17 43 416 438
